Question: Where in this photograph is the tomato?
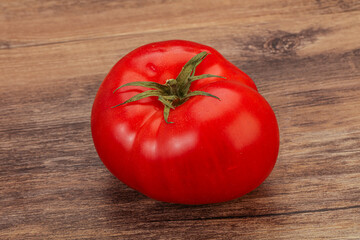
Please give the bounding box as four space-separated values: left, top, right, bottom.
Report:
91 40 279 204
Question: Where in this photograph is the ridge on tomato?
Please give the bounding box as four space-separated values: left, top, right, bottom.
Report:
91 40 279 205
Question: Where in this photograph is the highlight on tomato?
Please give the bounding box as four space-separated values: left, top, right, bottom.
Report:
91 40 279 204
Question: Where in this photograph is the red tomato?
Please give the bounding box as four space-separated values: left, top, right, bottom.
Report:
91 40 279 204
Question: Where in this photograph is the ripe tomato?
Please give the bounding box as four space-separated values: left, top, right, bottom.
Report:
91 40 279 204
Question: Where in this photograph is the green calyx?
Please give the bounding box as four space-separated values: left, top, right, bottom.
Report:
112 52 224 123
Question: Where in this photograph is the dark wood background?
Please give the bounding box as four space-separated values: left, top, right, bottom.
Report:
1 0 359 239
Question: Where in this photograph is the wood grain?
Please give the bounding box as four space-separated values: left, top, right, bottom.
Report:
1 0 360 239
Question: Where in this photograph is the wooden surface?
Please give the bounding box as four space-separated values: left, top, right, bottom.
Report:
1 0 360 239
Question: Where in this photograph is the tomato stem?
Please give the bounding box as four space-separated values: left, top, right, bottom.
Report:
112 52 224 123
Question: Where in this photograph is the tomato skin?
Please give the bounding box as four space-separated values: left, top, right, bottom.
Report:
91 40 279 204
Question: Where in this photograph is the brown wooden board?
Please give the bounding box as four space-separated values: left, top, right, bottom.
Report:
1 0 359 239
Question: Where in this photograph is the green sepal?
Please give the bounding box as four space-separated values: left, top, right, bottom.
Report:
176 52 209 97
183 74 225 96
113 81 169 94
190 53 208 77
186 91 221 101
111 90 164 108
158 96 175 109
188 74 225 82
163 105 173 124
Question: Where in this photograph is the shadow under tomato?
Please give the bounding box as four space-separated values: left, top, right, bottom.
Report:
101 175 279 223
